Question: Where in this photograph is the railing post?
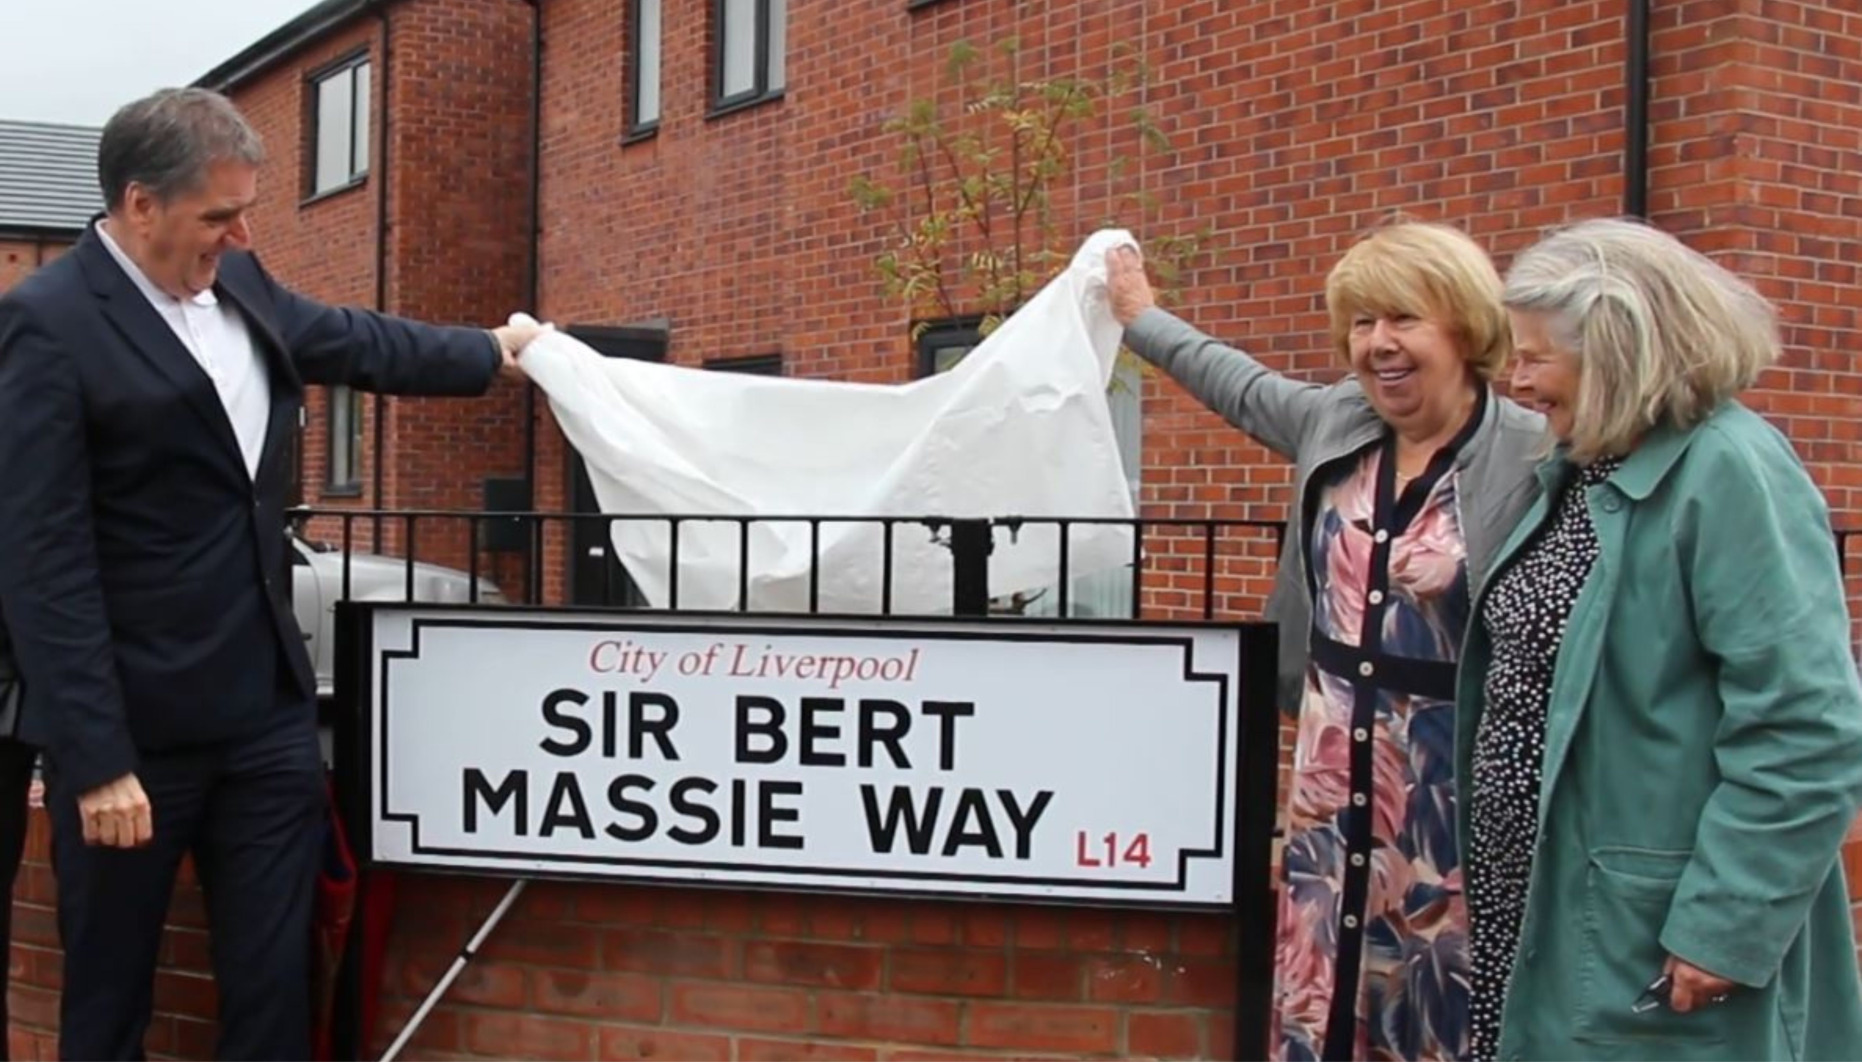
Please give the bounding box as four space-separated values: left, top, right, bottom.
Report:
949 519 993 617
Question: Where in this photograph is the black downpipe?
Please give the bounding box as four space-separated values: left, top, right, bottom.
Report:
1624 0 1651 218
371 1 393 550
523 0 543 598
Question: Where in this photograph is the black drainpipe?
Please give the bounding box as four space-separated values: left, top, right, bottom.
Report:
1624 0 1651 218
372 0 393 548
523 0 543 594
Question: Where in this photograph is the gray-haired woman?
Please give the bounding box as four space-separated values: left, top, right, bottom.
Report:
1458 217 1862 1061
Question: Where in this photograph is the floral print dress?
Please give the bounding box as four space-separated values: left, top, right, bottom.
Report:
1275 409 1480 1061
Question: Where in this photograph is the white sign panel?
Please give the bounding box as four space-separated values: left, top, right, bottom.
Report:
366 608 1245 906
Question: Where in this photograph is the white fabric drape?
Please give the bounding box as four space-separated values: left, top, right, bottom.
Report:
517 230 1140 614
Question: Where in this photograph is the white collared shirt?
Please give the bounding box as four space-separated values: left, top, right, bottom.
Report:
97 222 272 480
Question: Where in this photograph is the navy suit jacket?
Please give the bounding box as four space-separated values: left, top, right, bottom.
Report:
0 224 501 795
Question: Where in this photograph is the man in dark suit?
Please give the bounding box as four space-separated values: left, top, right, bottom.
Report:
0 87 538 1060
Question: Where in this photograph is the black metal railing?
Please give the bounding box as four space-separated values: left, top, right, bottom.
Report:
287 507 1289 620
286 503 1862 626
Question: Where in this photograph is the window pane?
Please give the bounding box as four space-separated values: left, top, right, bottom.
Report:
349 389 366 482
314 71 354 193
636 0 661 124
352 63 371 176
328 386 353 485
1109 356 1143 502
767 0 786 91
721 0 757 98
933 344 974 374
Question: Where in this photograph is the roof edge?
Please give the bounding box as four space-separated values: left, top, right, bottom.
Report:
0 223 87 243
193 0 388 93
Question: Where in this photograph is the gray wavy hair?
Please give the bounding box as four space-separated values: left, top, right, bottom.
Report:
98 88 265 211
1502 218 1779 461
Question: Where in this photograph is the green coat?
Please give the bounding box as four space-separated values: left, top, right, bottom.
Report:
1454 401 1862 1061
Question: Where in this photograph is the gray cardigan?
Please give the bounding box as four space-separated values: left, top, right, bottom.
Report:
1125 308 1546 712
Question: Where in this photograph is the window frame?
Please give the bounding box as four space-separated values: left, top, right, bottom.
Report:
913 316 985 378
304 48 372 203
323 385 365 496
705 353 784 375
624 0 662 142
710 0 786 118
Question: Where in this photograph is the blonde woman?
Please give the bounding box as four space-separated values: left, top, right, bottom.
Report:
1458 217 1862 1060
1109 222 1543 1061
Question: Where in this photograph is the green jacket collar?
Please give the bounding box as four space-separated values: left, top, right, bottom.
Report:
1533 410 1714 500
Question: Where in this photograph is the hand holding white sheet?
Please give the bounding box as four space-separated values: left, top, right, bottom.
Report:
516 230 1141 613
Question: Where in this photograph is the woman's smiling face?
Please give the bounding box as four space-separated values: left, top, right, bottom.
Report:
1346 311 1472 435
1507 309 1583 443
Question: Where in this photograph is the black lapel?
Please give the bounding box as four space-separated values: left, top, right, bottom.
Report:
73 226 246 468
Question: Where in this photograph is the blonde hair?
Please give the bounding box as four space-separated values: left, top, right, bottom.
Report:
1502 218 1779 461
1324 220 1511 380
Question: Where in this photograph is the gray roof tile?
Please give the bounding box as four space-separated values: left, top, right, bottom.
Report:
0 120 102 234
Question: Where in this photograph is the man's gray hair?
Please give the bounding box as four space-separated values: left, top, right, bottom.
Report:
98 88 265 210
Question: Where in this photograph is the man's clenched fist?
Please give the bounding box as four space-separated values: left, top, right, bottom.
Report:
78 773 153 848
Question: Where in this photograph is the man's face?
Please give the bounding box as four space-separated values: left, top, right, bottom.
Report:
118 159 258 297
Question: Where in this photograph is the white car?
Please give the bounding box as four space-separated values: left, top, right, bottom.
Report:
289 532 505 701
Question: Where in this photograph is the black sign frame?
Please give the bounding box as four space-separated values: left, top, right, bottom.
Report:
330 601 1279 1060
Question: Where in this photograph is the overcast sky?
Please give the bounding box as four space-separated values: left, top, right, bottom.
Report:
0 0 318 127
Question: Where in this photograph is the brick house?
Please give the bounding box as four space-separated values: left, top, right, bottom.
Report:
0 121 100 293
193 0 540 589
7 0 1862 1059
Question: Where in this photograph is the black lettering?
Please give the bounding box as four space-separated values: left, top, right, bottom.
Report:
858 699 911 768
735 696 788 764
540 772 595 839
998 789 1053 860
730 778 748 847
758 781 804 849
601 691 620 757
921 701 976 770
942 787 1002 857
540 689 591 756
860 785 942 855
630 692 682 760
604 774 658 842
463 768 528 835
667 777 720 844
799 698 846 767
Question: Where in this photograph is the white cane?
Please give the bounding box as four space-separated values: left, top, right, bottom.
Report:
378 878 529 1062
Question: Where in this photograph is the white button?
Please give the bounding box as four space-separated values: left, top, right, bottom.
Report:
1343 915 1359 929
1374 529 1390 543
1352 793 1368 807
1368 590 1385 605
1358 661 1374 678
1351 853 1366 867
1354 727 1369 741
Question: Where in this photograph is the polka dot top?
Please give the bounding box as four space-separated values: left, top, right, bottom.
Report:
1466 456 1621 1062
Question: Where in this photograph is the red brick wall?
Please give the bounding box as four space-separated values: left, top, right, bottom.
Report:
8 0 1862 1059
207 0 533 573
371 877 1237 1061
523 0 1862 1055
0 238 71 293
373 0 534 578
